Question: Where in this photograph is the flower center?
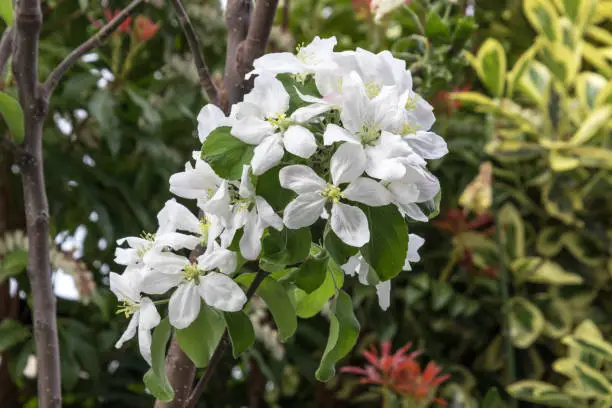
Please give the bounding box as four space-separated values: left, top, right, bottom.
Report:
357 121 380 145
116 300 139 318
137 232 156 257
401 122 420 135
364 81 381 98
405 96 417 110
296 42 316 65
267 113 292 130
199 218 210 244
321 184 344 203
182 263 202 284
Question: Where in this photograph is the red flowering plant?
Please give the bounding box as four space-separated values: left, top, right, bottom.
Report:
342 341 450 407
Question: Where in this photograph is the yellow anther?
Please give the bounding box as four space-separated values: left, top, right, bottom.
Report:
401 122 420 135
116 300 139 319
321 184 344 203
405 96 417 110
364 81 381 98
182 263 202 284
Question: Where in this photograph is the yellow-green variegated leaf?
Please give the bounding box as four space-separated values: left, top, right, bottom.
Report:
537 227 563 256
524 0 562 43
586 25 612 47
530 260 584 285
553 358 612 396
538 41 581 84
507 380 573 407
508 297 545 348
473 335 505 372
549 150 580 171
541 177 581 225
561 231 604 266
595 81 612 107
569 105 612 145
511 257 542 283
485 140 544 162
592 1 612 23
573 319 604 340
476 39 506 98
519 61 552 106
554 0 597 27
449 92 498 110
535 296 573 338
575 72 607 110
507 44 540 98
498 203 525 259
583 42 612 78
563 336 612 362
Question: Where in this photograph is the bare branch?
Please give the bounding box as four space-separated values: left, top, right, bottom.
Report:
42 0 145 98
183 270 268 408
153 339 197 408
223 0 251 109
281 0 290 32
239 0 279 77
12 0 61 406
169 0 219 104
0 27 14 76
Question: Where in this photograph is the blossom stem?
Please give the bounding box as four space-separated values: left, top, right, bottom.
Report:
184 269 269 408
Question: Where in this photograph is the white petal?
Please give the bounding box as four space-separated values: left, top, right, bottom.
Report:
154 232 200 251
251 53 304 76
388 179 420 205
323 124 359 146
231 117 275 144
113 247 140 266
283 126 317 159
283 192 327 229
279 165 326 194
407 234 425 263
169 159 220 201
251 134 284 176
404 131 448 159
197 104 228 143
330 142 366 185
169 283 201 329
239 165 255 199
376 280 391 311
255 196 283 231
397 202 428 222
138 297 161 330
197 246 237 275
156 199 200 235
202 181 232 223
115 312 139 349
138 326 154 366
139 269 183 295
110 272 140 302
330 202 369 247
291 102 333 123
343 177 392 206
245 75 290 117
341 255 361 277
143 250 188 274
240 210 265 260
199 272 247 312
117 236 148 249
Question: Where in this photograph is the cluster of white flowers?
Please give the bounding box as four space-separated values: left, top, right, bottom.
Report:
110 36 446 364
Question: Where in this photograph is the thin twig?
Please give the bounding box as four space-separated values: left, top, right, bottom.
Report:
184 270 268 408
41 0 145 98
0 27 14 75
169 0 219 104
223 0 252 109
239 0 279 77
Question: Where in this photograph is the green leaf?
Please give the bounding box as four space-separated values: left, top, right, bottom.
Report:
524 0 561 42
529 260 584 285
89 90 120 155
450 17 477 54
143 318 174 402
201 126 254 180
0 92 24 142
294 254 329 293
295 260 344 318
277 74 321 112
537 297 572 339
482 388 503 408
507 43 540 98
223 311 255 358
498 203 525 259
360 205 408 281
508 297 545 348
537 227 564 257
0 319 30 352
257 277 297 341
425 11 450 42
0 0 13 25
255 166 294 212
324 228 358 266
261 227 311 267
176 302 225 367
431 281 453 311
315 291 360 381
507 380 572 407
0 249 28 284
569 105 612 145
476 39 506 97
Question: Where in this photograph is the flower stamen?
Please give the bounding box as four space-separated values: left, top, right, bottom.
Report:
322 184 344 203
116 300 139 318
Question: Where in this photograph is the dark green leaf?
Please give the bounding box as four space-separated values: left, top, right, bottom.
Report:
143 318 174 402
201 126 254 180
294 255 328 293
261 227 311 267
224 311 255 358
257 277 297 341
425 11 450 42
176 302 225 367
324 228 358 266
451 17 476 54
277 74 321 112
0 249 28 284
315 291 360 381
88 90 120 155
295 259 344 319
482 388 503 408
255 166 294 211
0 92 24 142
0 319 30 352
431 281 453 311
360 205 408 281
